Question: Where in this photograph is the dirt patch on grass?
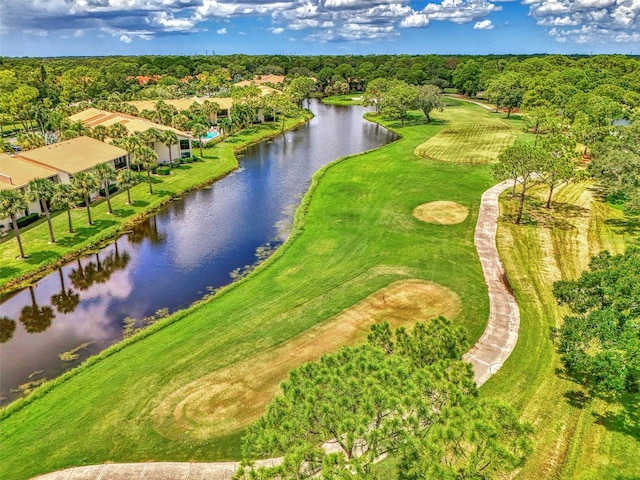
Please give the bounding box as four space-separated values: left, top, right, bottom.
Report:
413 201 469 225
151 279 461 440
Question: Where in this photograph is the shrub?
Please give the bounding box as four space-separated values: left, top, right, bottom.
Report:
16 213 40 229
98 184 118 197
156 166 171 175
182 157 194 163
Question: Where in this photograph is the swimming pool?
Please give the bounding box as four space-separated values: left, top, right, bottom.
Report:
205 131 219 140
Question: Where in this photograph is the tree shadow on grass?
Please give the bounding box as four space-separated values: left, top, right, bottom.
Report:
592 394 640 440
0 266 21 282
604 216 640 236
57 219 118 247
114 208 135 217
23 250 58 265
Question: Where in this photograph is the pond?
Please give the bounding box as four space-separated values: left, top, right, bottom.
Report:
0 100 397 406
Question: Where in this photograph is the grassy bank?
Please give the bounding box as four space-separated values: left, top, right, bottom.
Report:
321 94 364 106
0 113 312 294
481 182 640 479
0 103 498 479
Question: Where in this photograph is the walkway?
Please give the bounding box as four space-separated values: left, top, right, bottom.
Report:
32 181 520 480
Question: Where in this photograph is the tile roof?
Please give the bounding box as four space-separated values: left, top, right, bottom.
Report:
69 108 192 138
0 154 58 191
15 136 128 175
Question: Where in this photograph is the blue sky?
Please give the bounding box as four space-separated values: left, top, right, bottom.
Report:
1 0 640 57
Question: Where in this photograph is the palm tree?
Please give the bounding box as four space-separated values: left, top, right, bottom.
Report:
191 123 209 157
117 168 138 204
20 286 55 334
108 122 129 141
218 118 232 139
51 183 77 233
93 163 116 214
27 177 57 243
161 130 178 164
50 268 80 315
138 127 162 149
61 121 90 140
0 189 28 258
91 124 110 142
133 146 159 194
71 171 99 225
202 100 220 123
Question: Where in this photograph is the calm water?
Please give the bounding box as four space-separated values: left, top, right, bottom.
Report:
0 100 396 405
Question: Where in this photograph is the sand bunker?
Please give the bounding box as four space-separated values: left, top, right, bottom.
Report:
151 279 461 440
413 201 469 225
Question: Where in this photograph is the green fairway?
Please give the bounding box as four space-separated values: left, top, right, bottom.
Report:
0 115 311 293
0 104 497 479
415 102 522 164
481 182 640 479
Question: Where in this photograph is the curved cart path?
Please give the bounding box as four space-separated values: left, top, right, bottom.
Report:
31 181 520 480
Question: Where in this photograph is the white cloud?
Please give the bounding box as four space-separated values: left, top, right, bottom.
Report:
120 34 133 43
421 0 500 24
527 0 640 44
271 27 285 33
473 19 494 28
400 12 430 27
217 27 228 34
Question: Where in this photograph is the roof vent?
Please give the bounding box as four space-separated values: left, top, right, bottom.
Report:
0 173 13 185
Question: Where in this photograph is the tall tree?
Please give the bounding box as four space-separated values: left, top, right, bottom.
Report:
485 71 527 118
133 146 159 194
51 183 77 233
553 247 640 395
381 82 418 126
538 134 578 208
160 130 178 164
493 143 543 224
93 163 116 214
416 84 444 123
236 320 531 480
0 189 28 258
27 177 56 243
71 171 99 225
116 168 138 205
191 123 209 157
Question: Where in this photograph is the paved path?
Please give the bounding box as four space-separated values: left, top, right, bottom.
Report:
32 181 520 480
463 180 520 385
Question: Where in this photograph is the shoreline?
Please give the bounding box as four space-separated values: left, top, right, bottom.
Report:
0 112 313 295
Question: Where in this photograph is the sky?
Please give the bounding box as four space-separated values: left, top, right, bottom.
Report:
1 0 639 57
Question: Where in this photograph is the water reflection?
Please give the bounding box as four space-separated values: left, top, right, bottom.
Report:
19 287 55 334
50 269 80 315
0 316 16 343
0 101 397 405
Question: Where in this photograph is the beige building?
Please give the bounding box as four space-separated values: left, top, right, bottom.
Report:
69 108 193 164
0 136 128 231
127 97 234 124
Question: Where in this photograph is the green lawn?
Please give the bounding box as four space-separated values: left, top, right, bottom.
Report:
415 101 526 164
0 114 311 293
0 104 496 480
481 182 640 479
321 94 364 106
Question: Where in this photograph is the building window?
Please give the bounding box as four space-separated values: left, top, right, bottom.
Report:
179 139 190 150
114 156 127 169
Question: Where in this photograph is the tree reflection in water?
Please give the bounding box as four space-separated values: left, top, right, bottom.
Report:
20 286 55 334
128 215 165 245
50 268 80 315
69 241 131 292
0 316 16 343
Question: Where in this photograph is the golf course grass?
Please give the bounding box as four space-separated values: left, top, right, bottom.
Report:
415 101 523 164
481 182 640 479
0 103 495 479
0 114 312 293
